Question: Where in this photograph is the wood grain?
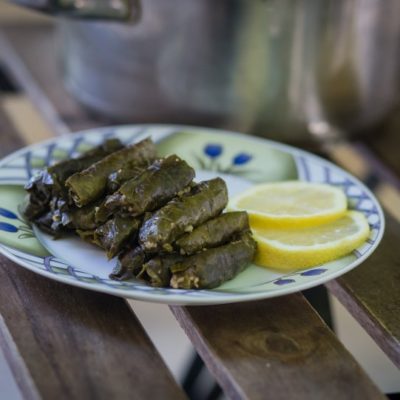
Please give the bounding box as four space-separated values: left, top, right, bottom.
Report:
0 260 186 400
326 212 400 368
172 295 384 400
0 316 40 400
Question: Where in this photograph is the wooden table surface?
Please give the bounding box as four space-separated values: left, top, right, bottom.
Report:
0 20 399 400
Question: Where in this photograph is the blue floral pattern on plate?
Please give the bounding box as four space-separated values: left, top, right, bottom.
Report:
0 207 34 239
199 143 253 175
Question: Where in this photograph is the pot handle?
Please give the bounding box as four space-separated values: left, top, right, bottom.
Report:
10 0 141 21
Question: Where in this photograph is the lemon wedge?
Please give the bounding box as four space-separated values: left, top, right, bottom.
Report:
253 211 370 271
229 181 347 228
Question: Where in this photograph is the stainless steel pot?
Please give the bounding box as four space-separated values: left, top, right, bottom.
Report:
12 0 400 140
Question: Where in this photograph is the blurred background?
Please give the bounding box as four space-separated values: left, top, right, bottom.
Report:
2 0 400 148
0 1 400 399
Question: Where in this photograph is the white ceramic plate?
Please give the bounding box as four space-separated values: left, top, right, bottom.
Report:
0 125 384 305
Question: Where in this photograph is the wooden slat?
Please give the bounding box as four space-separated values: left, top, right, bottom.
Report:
0 260 186 400
0 316 41 400
0 97 185 400
326 212 400 368
321 140 400 368
171 295 384 400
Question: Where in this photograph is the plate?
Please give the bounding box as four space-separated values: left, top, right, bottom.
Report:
0 125 384 305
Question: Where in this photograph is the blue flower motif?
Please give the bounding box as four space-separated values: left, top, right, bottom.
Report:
0 208 18 219
300 269 327 276
274 278 295 285
233 153 252 165
204 144 223 158
0 222 18 233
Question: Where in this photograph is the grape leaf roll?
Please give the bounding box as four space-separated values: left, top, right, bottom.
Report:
66 138 157 207
170 232 256 289
175 211 250 255
23 138 123 220
139 178 228 252
94 215 141 259
100 155 195 217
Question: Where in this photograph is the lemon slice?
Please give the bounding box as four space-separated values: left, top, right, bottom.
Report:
229 181 347 228
253 211 370 271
